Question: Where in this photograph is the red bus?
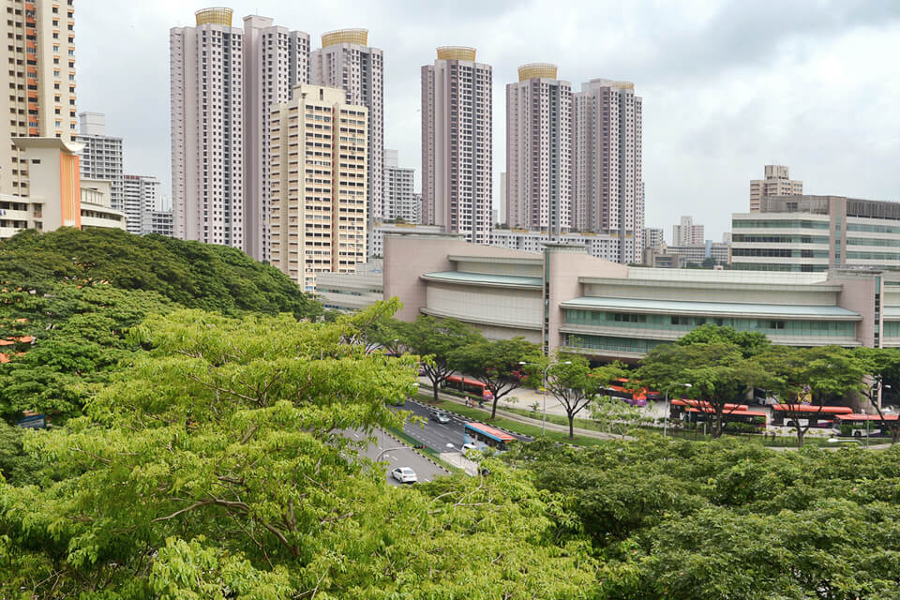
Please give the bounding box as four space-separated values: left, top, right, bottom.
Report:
771 404 852 429
605 378 659 407
443 375 492 400
834 413 899 438
684 407 768 429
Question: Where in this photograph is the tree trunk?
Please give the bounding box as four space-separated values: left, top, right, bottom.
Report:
490 398 498 420
432 383 439 403
568 414 574 438
796 427 805 448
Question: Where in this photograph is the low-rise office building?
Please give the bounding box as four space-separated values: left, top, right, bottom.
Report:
316 259 384 312
733 195 900 272
384 234 899 361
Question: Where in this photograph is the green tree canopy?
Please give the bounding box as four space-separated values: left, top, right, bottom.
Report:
0 227 321 320
450 336 541 419
0 305 598 598
508 436 900 600
677 324 770 358
394 315 482 402
638 342 767 437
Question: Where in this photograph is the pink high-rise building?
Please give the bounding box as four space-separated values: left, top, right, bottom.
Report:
242 15 310 262
171 8 244 249
311 29 383 225
506 63 571 237
170 8 309 258
572 79 644 263
749 165 802 212
421 46 493 245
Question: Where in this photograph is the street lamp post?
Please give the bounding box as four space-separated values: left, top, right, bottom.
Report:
663 382 692 438
520 359 570 436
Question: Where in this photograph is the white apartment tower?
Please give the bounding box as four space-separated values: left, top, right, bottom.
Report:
506 63 571 237
123 174 161 235
750 164 802 211
383 149 417 224
270 85 367 292
170 7 244 249
672 215 704 246
242 15 310 262
572 79 644 263
0 0 78 196
311 29 383 225
76 112 124 212
421 46 493 245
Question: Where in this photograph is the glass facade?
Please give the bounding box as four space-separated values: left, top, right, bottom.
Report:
732 263 829 273
883 321 900 338
733 219 830 230
731 234 829 244
564 309 856 337
563 333 665 355
847 223 900 235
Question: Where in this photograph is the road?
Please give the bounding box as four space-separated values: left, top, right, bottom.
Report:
346 428 449 486
393 400 532 453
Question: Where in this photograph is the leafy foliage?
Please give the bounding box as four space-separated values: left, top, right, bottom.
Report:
0 305 598 599
450 336 541 419
0 227 321 319
678 324 770 358
510 436 900 600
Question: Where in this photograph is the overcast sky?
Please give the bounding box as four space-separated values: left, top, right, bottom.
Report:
75 0 900 240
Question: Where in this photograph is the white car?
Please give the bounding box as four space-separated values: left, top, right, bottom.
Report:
432 411 451 424
391 467 418 484
462 442 478 451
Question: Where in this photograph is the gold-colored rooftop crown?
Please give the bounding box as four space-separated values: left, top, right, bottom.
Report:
437 46 476 61
195 7 233 26
518 63 558 81
322 29 369 47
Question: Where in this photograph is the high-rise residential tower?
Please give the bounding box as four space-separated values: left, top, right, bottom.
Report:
644 227 664 248
672 215 704 246
270 85 367 292
572 79 644 263
76 112 124 213
421 46 493 244
123 174 163 235
0 0 78 196
383 149 417 224
170 7 244 249
750 164 802 211
506 63 571 237
242 15 310 262
311 29 383 225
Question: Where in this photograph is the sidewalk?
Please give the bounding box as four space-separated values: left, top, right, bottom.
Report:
422 385 634 442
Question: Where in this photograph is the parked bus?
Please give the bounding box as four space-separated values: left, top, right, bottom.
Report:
464 422 516 451
833 413 899 438
605 378 659 407
771 404 853 429
683 407 768 430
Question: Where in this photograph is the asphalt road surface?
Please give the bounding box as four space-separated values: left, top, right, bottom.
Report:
346 428 449 486
394 400 532 453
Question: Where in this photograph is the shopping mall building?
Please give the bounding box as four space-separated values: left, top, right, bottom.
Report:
383 234 900 361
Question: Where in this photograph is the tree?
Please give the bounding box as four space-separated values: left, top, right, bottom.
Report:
855 347 900 444
0 306 599 598
507 436 900 600
451 337 541 419
393 315 481 403
759 346 867 447
590 393 650 439
678 324 770 358
539 354 626 438
638 343 766 438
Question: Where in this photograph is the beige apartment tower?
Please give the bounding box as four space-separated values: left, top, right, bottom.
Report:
506 63 571 236
0 0 78 196
311 29 383 226
421 46 493 245
269 84 367 292
572 79 644 263
750 164 802 211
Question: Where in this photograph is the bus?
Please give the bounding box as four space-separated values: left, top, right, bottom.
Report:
605 378 660 407
771 404 853 429
463 422 516 451
669 399 767 429
833 413 899 438
443 375 493 401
